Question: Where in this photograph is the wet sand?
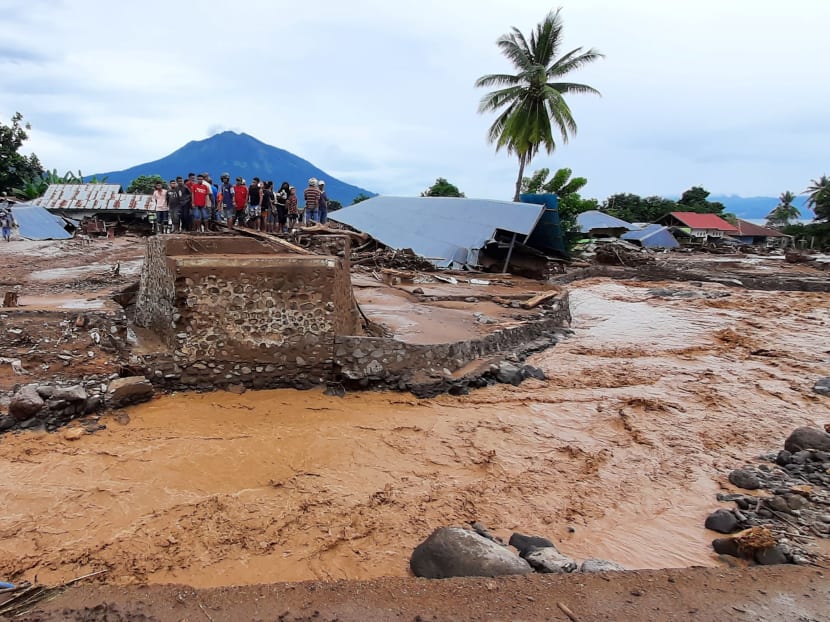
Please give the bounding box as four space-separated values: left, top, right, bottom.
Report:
2 278 829 589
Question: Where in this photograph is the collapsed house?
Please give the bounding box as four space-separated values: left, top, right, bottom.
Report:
330 195 567 274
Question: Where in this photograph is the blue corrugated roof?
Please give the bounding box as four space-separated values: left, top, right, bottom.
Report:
12 204 73 240
331 196 546 267
576 210 634 232
622 224 679 248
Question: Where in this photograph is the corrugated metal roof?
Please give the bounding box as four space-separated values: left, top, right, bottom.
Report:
734 219 788 237
11 204 73 240
331 196 546 267
622 224 679 248
37 184 154 211
576 210 634 232
664 211 738 232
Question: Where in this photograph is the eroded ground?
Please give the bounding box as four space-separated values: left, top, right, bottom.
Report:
2 237 830 620
1 277 829 590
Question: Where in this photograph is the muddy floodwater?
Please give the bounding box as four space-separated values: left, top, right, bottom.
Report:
1 278 829 588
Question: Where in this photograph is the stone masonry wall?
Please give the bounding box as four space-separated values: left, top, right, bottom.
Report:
333 291 571 387
133 236 177 344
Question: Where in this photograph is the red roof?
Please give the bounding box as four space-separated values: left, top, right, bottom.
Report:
734 219 788 237
668 212 738 232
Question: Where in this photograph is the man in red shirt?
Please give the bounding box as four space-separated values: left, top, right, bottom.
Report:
232 177 248 227
191 173 210 231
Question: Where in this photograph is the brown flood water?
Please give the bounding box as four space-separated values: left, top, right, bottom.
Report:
1 278 829 588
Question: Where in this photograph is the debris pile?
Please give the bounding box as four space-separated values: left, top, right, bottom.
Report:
705 425 830 567
352 246 437 272
593 241 655 267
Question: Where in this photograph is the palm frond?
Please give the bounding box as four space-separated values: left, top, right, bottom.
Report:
474 73 522 88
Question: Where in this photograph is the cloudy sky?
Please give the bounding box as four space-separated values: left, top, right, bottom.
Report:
1 0 827 201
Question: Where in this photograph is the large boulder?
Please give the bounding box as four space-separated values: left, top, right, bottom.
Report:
728 468 761 490
410 527 532 579
784 427 830 453
9 385 45 421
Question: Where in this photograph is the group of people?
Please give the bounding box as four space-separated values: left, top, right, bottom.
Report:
150 173 330 234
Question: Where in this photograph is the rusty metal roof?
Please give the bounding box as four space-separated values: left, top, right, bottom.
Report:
37 184 155 211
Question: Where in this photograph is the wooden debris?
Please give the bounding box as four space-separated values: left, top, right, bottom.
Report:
3 291 18 307
557 601 581 622
233 226 313 255
521 288 561 309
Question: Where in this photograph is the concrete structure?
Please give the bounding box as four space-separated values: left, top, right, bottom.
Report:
135 235 361 389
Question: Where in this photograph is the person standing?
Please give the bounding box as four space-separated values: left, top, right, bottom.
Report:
248 177 261 230
191 174 210 231
218 173 234 226
151 181 168 233
166 179 182 232
303 178 320 224
0 206 15 242
287 186 299 230
275 181 289 234
232 176 248 227
317 179 329 225
260 180 274 233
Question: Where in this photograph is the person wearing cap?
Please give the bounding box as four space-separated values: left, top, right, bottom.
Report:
218 172 234 225
303 178 321 225
248 177 261 229
317 180 329 225
232 176 248 227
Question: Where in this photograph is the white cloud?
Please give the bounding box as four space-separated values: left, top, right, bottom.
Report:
1 0 828 200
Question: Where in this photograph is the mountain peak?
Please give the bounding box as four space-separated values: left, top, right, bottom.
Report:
94 134 374 202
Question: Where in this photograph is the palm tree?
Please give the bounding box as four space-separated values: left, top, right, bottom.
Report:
765 190 800 227
804 175 830 221
475 8 604 201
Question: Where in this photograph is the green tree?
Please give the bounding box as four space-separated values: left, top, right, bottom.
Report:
351 193 372 205
521 167 587 196
765 191 800 227
677 186 726 214
327 199 343 212
0 112 44 196
421 177 465 197
475 9 603 201
804 175 830 221
126 174 166 194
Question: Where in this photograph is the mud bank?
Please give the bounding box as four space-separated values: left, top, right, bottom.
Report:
1 278 828 590
17 566 830 622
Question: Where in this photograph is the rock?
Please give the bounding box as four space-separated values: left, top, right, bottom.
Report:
712 537 741 557
115 411 131 425
410 527 532 579
51 385 88 403
105 376 154 408
412 287 424 295
791 450 811 465
775 450 792 466
0 414 15 431
9 385 45 421
524 547 577 573
494 362 523 386
813 377 830 396
84 396 101 414
521 365 547 381
35 385 55 399
784 427 830 453
705 509 740 534
225 383 246 395
62 427 85 441
579 558 626 572
754 545 789 566
508 533 556 557
785 494 807 511
728 468 761 490
767 496 791 514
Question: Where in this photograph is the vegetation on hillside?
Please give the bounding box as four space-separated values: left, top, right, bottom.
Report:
0 112 43 196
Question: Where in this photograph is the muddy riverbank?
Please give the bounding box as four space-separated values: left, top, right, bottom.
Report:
2 278 828 590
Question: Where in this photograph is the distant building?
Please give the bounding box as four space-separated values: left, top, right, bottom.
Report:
655 212 738 239
621 224 679 249
575 210 634 238
732 219 791 247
